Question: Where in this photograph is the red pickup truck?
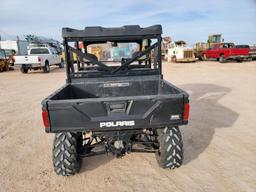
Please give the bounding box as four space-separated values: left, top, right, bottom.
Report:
202 43 249 63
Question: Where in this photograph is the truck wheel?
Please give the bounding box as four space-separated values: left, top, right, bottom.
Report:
202 54 207 61
43 62 50 73
52 132 81 176
20 67 28 74
219 55 226 63
236 58 243 62
59 60 64 68
155 126 183 169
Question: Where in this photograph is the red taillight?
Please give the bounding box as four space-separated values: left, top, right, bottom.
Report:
38 57 41 62
183 103 190 121
42 110 50 129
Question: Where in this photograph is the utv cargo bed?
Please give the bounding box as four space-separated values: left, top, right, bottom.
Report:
43 75 188 132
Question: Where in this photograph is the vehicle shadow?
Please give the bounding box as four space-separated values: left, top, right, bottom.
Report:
80 154 114 172
80 83 239 171
31 66 65 74
179 83 239 165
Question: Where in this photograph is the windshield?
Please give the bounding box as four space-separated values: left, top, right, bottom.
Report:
0 50 6 59
222 43 234 48
212 36 221 43
30 48 49 54
3 49 14 57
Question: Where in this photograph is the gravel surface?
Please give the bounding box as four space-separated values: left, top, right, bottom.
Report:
0 61 255 192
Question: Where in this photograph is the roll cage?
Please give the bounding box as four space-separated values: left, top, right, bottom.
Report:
62 25 163 83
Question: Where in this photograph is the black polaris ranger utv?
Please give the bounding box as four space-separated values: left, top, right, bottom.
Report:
41 25 190 176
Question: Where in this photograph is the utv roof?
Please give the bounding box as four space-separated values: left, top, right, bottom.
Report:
62 25 162 42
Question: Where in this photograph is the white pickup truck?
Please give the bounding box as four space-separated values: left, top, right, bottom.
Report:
14 47 64 73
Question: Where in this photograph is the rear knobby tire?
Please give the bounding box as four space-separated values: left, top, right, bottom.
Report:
156 126 183 169
53 132 81 176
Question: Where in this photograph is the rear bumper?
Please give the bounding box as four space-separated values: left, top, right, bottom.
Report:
45 121 188 133
227 55 248 59
18 63 42 68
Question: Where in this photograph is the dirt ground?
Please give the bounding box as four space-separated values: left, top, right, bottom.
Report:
0 61 256 192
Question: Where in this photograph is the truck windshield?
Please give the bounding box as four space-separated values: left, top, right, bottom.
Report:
3 49 14 57
30 48 49 54
0 50 6 59
212 36 221 43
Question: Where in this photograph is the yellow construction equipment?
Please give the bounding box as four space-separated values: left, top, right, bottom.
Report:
207 34 222 46
194 34 222 60
88 46 103 60
0 49 15 72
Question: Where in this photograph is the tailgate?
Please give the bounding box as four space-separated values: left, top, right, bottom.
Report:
44 95 188 132
14 55 40 65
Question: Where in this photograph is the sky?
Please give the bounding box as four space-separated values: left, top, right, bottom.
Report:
1 0 256 46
